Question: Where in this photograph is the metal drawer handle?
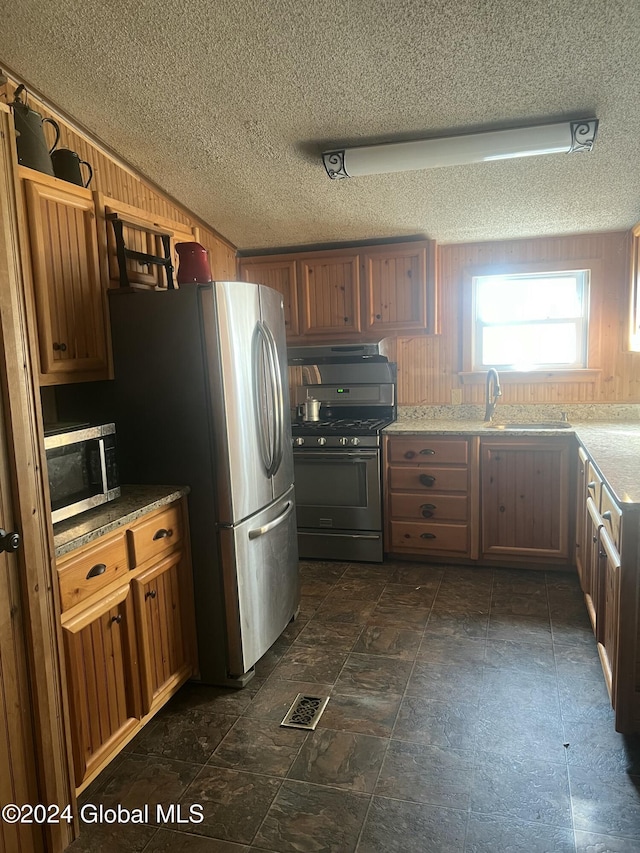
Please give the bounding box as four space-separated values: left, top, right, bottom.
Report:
420 532 436 539
86 562 106 579
419 449 436 455
602 511 612 521
153 528 173 540
111 614 122 624
419 474 436 487
420 503 436 518
145 589 157 600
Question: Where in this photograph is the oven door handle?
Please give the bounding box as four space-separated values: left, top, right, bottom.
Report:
293 450 378 461
248 500 294 539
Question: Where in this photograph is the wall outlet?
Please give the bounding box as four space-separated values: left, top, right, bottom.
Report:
451 389 463 405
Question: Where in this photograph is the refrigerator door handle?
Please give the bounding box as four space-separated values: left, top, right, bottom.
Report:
253 322 274 475
248 500 294 539
263 320 284 477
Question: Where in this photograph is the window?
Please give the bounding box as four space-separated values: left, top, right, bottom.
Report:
472 270 589 370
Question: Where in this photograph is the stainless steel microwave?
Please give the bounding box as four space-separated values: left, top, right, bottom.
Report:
44 423 121 524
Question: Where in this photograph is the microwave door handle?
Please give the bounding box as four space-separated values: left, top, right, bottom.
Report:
97 438 108 494
253 323 274 475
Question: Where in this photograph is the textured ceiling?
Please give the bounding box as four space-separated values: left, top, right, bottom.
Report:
1 1 639 251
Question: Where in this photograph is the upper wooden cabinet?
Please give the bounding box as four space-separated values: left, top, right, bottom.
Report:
240 258 299 335
362 242 432 334
20 169 110 384
299 254 361 336
238 238 437 342
98 195 194 291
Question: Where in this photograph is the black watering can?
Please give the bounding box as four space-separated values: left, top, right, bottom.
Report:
11 85 60 176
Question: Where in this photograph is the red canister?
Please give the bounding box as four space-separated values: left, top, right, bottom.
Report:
175 242 212 284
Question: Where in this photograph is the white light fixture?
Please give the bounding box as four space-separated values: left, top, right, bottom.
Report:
322 119 598 179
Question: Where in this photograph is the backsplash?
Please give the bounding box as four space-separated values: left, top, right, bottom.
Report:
397 403 640 422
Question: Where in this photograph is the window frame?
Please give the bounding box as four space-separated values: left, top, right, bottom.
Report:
460 259 602 384
471 269 590 371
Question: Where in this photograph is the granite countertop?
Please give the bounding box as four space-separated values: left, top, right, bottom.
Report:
53 484 190 557
385 407 640 507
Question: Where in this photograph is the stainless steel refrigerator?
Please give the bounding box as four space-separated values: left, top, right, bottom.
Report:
108 282 299 686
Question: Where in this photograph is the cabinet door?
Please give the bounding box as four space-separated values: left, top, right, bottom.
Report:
22 176 108 381
299 254 361 336
104 202 193 290
62 585 140 788
597 526 621 709
132 549 195 715
575 447 589 592
362 243 428 334
239 258 299 336
480 438 570 561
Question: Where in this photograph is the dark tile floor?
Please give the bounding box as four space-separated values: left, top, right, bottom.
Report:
68 560 640 852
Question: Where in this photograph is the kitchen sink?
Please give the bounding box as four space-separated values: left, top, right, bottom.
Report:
484 421 572 430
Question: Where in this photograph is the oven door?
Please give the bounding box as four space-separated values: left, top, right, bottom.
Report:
293 449 381 531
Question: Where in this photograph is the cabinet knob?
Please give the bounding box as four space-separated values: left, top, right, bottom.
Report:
0 528 20 553
111 614 122 625
375 313 381 320
602 511 612 521
404 450 416 459
419 474 436 487
153 528 173 540
587 482 596 491
343 316 349 323
52 342 67 352
145 589 157 600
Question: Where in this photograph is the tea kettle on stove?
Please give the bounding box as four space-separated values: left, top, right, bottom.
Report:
11 85 60 176
297 398 322 422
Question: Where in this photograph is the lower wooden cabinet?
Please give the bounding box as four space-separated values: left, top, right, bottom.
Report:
385 435 476 559
132 550 194 715
62 585 141 787
57 497 196 791
480 437 571 563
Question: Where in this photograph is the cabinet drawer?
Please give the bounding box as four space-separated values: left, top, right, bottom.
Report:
58 531 129 612
389 493 468 522
389 466 468 493
390 521 469 554
586 461 602 508
600 485 622 550
127 503 183 568
388 437 468 465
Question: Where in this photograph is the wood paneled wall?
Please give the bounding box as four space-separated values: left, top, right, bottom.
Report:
1 79 237 278
387 231 637 405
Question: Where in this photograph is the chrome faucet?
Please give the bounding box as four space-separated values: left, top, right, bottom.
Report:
484 368 502 422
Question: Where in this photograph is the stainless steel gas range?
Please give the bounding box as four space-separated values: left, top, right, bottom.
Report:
288 343 397 562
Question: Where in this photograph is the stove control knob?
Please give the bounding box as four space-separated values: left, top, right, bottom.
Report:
350 437 360 446
293 437 305 446
338 437 349 446
317 437 327 446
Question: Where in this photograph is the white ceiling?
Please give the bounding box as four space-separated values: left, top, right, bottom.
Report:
1 1 639 251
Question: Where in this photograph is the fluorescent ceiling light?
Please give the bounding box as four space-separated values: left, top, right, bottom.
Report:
322 119 598 179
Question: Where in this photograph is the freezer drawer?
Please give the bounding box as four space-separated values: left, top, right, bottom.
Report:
219 486 299 676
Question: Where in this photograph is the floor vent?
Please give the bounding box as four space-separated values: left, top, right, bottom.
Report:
280 693 330 730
